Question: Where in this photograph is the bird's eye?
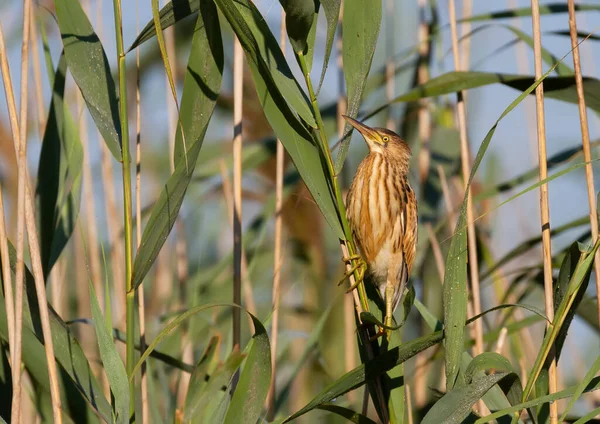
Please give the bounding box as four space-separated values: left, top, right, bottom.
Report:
382 136 389 142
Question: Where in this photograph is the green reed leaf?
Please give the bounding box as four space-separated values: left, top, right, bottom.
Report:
132 1 223 289
335 0 382 173
36 52 83 277
54 0 121 159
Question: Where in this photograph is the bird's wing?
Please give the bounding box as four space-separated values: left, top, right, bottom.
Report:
403 184 418 275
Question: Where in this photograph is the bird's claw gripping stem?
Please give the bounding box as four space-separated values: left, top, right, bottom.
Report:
338 255 367 292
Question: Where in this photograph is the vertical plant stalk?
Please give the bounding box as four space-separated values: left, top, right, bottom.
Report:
0 186 16 419
406 383 414 424
218 161 256 329
459 0 472 72
509 0 539 165
96 0 126 329
30 15 46 138
415 1 433 408
567 0 600 328
529 1 558 422
135 0 149 421
232 37 243 361
448 0 484 357
416 0 432 185
297 52 369 314
385 0 395 130
297 41 388 424
6 15 26 418
1 6 63 421
267 10 286 420
336 2 357 399
111 0 135 419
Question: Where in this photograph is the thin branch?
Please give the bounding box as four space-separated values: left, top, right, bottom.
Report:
448 0 484 358
530 1 558 422
567 0 600 330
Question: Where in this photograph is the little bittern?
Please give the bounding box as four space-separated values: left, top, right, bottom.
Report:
343 115 418 336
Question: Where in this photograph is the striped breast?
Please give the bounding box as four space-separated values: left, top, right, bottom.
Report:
346 154 417 285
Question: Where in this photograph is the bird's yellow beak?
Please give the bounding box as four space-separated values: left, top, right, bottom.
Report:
343 115 381 147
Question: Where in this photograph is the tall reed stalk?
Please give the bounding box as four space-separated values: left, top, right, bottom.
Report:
111 0 135 419
135 0 148 421
448 0 483 359
566 0 600 329
267 9 286 420
529 1 557 422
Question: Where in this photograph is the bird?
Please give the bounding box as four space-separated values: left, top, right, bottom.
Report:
342 115 418 338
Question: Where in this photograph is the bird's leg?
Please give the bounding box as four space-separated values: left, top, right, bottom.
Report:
383 282 395 340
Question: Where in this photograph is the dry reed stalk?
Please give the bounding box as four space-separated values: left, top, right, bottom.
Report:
0 187 15 381
425 223 445 283
494 327 508 354
0 21 25 419
459 0 472 73
567 0 600 328
529 1 558 422
135 0 149 420
406 383 414 424
437 165 456 228
448 0 484 358
1 5 63 421
266 10 286 420
385 0 395 130
416 0 432 185
29 14 45 138
218 161 256 327
50 260 65 317
508 0 539 166
232 37 244 359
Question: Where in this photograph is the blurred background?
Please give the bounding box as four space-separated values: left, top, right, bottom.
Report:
1 0 599 421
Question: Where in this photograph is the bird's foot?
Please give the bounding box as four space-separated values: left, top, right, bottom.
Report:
338 256 367 292
368 326 393 342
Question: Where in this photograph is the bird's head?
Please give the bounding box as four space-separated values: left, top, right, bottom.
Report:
343 115 411 167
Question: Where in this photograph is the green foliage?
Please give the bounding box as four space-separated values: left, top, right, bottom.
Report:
335 0 382 173
54 0 122 159
132 1 223 289
36 52 83 277
3 1 600 422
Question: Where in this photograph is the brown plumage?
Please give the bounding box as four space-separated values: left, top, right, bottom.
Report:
344 116 418 333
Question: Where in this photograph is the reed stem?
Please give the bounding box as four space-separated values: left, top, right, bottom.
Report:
566 0 600 330
297 52 369 313
529 1 557 422
111 0 135 419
